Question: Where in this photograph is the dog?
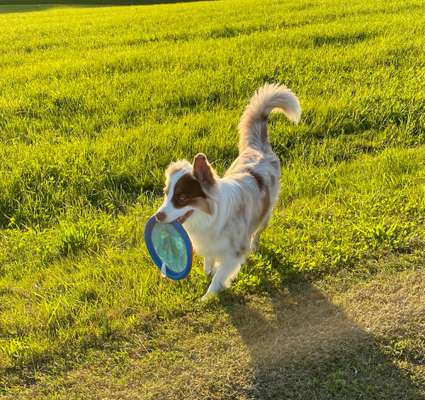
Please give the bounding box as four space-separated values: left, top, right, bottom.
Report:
155 83 301 300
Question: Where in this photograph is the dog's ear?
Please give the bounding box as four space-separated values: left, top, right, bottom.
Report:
193 153 216 188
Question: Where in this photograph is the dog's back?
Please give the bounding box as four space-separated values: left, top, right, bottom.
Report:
224 84 301 244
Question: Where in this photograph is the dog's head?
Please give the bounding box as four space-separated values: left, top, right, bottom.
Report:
154 153 217 224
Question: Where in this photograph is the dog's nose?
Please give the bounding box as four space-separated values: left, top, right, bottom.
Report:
155 212 166 222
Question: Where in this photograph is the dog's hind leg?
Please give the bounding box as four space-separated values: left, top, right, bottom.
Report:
251 210 272 251
201 256 243 301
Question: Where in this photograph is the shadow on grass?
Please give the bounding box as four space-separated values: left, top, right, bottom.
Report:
0 0 207 14
0 4 58 13
221 280 421 400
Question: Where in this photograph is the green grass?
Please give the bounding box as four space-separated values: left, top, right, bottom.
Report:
0 0 423 397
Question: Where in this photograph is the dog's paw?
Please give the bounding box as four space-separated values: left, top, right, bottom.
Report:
201 285 220 302
201 279 224 301
201 291 217 302
200 293 211 302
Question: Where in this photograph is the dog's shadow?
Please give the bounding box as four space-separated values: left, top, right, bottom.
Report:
220 279 420 400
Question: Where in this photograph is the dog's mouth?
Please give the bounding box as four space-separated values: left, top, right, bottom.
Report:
176 210 194 224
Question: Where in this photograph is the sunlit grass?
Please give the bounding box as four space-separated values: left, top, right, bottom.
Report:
0 0 423 388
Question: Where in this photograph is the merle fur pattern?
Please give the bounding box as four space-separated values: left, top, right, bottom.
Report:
155 83 301 300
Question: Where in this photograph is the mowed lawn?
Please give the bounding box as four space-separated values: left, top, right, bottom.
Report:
0 0 423 398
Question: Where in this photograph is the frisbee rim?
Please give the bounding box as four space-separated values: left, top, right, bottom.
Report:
144 215 193 280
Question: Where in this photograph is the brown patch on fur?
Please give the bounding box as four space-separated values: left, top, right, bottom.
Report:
246 169 270 225
248 169 264 191
259 185 271 223
172 173 207 209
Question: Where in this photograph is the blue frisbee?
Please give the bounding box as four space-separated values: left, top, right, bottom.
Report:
144 216 193 280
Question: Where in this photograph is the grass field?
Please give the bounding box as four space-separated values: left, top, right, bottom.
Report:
0 0 423 398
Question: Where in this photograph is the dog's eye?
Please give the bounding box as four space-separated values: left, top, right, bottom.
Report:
178 194 187 201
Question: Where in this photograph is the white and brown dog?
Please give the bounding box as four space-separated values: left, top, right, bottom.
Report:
155 84 301 300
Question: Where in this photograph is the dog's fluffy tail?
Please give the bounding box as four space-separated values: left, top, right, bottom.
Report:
238 83 301 153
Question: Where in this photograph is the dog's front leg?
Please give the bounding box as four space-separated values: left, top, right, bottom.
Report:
201 256 243 301
203 257 216 277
